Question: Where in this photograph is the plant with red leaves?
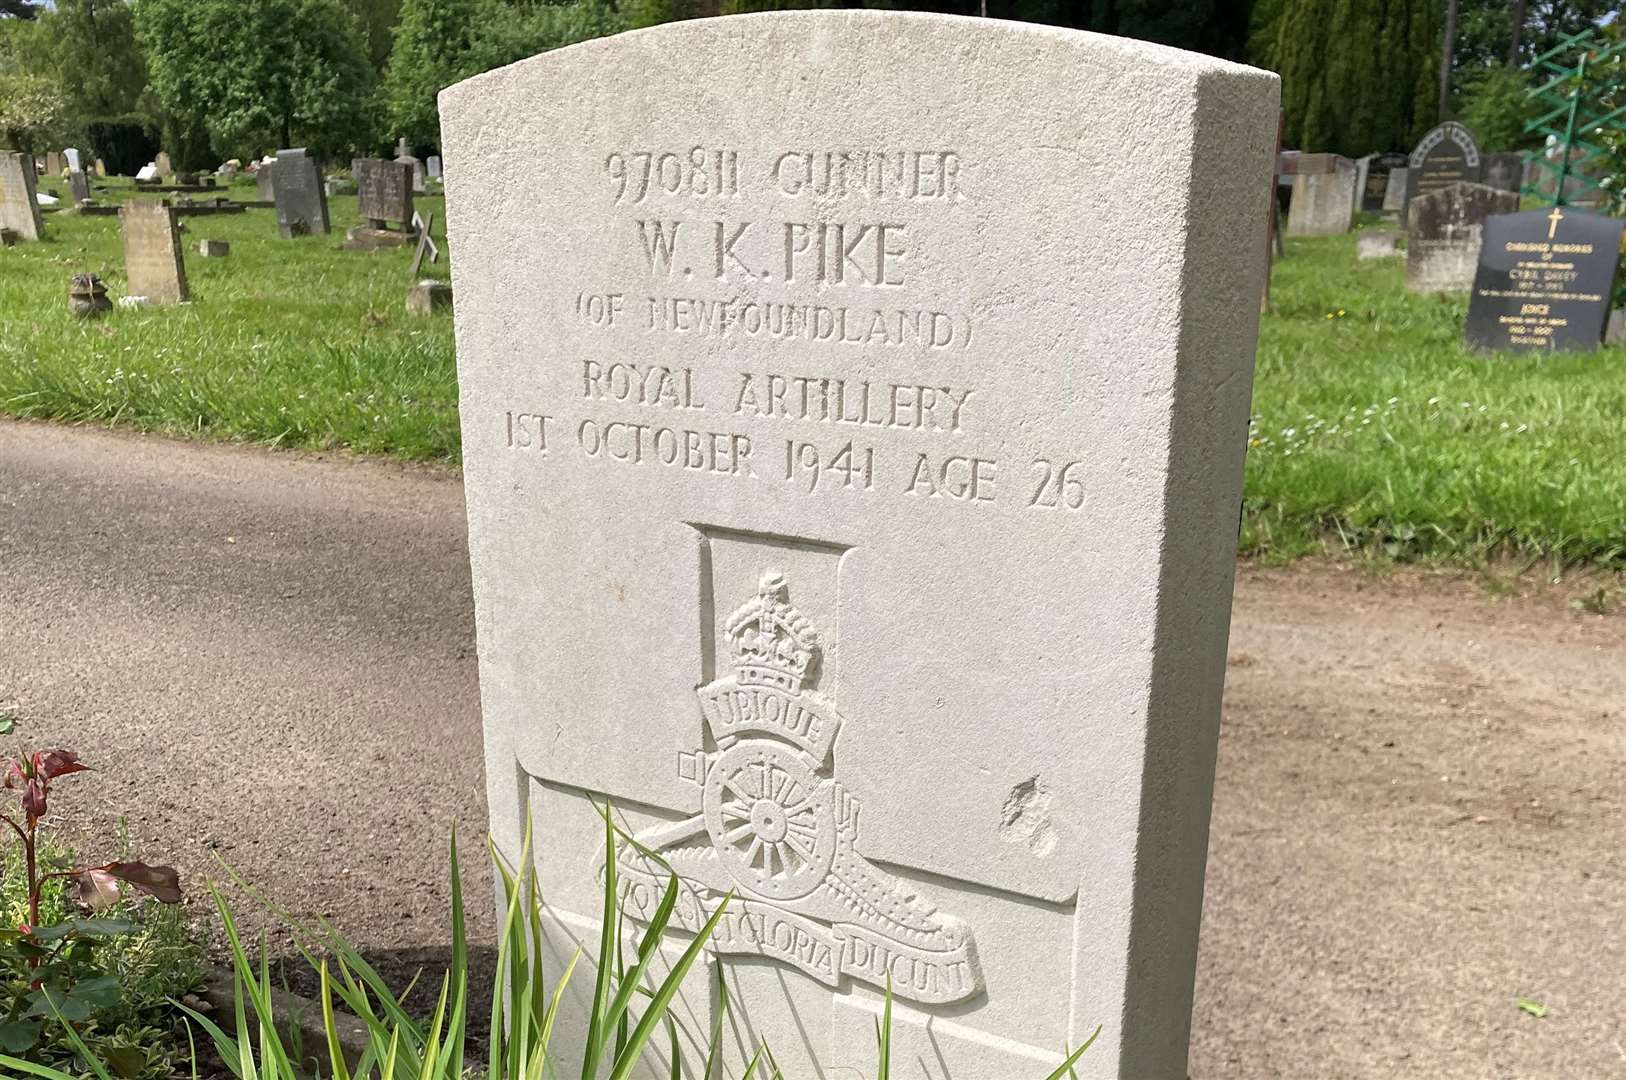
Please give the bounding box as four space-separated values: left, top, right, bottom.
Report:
0 716 183 1062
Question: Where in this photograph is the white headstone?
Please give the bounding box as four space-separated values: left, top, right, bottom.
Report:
441 13 1277 1080
136 162 159 182
64 148 82 173
427 154 442 179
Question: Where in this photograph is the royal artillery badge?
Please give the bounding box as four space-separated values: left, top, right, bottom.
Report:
610 571 983 1005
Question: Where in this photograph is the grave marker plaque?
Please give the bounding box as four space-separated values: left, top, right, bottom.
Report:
353 158 414 228
119 201 189 304
1465 206 1624 351
443 13 1277 1080
272 148 330 237
0 152 44 242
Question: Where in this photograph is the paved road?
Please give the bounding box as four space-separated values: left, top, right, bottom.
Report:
3 419 1622 1078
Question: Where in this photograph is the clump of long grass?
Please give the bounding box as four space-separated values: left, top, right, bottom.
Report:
1 807 1097 1079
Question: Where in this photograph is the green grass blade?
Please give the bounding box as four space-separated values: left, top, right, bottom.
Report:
875 975 892 1080
321 960 354 1080
0 1055 79 1079
582 802 619 1080
1042 1024 1102 1080
605 892 733 1080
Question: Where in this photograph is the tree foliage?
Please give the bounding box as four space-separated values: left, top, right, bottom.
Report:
1264 0 1439 155
0 71 64 152
37 0 151 129
135 0 374 161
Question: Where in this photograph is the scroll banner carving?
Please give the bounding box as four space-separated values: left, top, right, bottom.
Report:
609 571 983 1005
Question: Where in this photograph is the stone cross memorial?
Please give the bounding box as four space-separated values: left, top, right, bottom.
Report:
1465 205 1625 352
1403 121 1482 215
273 148 330 237
119 200 189 304
443 13 1277 1080
1407 181 1519 293
0 151 45 242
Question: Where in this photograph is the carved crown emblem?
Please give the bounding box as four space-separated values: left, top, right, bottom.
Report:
725 572 819 691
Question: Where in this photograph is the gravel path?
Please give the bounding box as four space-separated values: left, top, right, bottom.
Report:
3 418 1621 1078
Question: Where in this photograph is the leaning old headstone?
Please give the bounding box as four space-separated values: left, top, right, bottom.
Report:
0 151 45 242
1403 121 1482 216
68 170 91 205
442 13 1277 1079
272 148 330 237
119 200 189 304
1465 205 1625 351
1406 181 1519 293
1286 153 1357 236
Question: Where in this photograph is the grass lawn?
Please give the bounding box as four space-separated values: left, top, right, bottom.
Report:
1248 221 1626 568
0 175 459 460
2 193 1622 567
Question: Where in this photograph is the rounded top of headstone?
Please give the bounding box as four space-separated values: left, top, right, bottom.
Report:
440 10 1273 115
1410 121 1481 169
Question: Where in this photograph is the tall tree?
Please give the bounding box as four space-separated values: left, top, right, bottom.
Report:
39 0 150 125
136 0 375 160
1440 0 1460 117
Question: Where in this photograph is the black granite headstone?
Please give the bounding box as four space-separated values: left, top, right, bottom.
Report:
1406 122 1482 211
1464 206 1624 352
353 158 413 229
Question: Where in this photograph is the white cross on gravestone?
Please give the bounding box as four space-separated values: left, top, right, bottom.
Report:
441 13 1277 1079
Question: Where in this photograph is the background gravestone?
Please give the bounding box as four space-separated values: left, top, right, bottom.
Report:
1357 152 1407 212
1406 181 1519 293
427 154 443 179
272 148 330 237
1482 152 1523 194
44 150 65 176
1466 206 1625 351
64 148 81 173
0 151 45 242
1382 166 1409 213
154 150 172 176
1403 121 1482 217
255 162 276 201
68 170 91 204
1286 153 1357 235
353 158 414 229
442 12 1278 1080
119 200 189 304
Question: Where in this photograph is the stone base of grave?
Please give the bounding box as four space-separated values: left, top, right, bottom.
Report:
198 240 231 257
343 226 412 251
79 205 120 217
406 279 452 315
1356 231 1400 259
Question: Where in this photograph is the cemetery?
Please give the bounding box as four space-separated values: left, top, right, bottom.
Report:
0 3 1623 1080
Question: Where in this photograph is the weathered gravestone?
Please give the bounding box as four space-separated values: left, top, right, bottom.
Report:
442 13 1278 1080
154 151 172 177
427 154 442 179
1465 205 1624 351
1482 151 1523 194
119 200 189 304
0 151 45 242
1403 121 1482 215
1356 152 1407 212
272 148 330 237
356 158 413 226
44 150 65 176
1357 230 1400 259
1382 166 1408 212
1286 153 1357 235
1406 181 1519 293
68 170 91 204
